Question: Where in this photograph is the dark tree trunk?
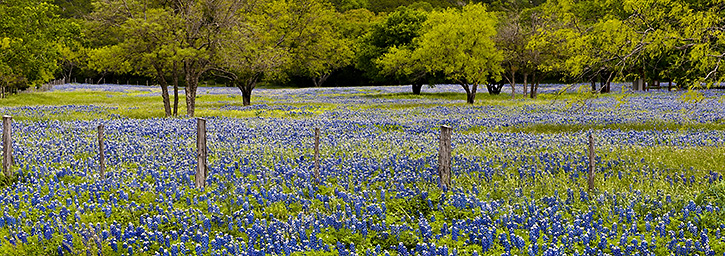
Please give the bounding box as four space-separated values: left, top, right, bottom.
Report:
242 88 251 106
96 72 107 85
668 80 672 91
591 79 597 92
185 73 199 117
155 66 172 117
485 82 503 95
530 72 538 99
313 73 332 87
184 60 206 117
172 62 180 117
460 83 477 104
509 70 516 99
63 65 73 84
643 70 648 91
599 73 609 93
237 74 258 106
412 83 423 94
467 84 478 104
523 73 528 98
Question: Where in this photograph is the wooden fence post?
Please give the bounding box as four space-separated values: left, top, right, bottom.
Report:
588 133 595 192
2 115 11 178
314 127 320 183
98 124 105 179
196 118 207 188
439 125 452 188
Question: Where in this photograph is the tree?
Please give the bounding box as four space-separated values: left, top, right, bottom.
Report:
88 1 184 117
377 44 429 94
374 6 432 94
282 0 355 87
493 0 548 99
218 0 348 106
329 0 369 12
543 0 694 93
217 12 288 106
521 2 569 99
676 1 725 87
411 3 502 104
174 0 246 117
0 0 79 96
355 6 428 88
495 11 525 99
87 0 245 117
122 8 185 117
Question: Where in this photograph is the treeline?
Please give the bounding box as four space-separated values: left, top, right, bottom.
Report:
1 0 724 116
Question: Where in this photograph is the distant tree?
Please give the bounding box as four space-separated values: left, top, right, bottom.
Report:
522 3 569 99
124 8 185 117
88 2 185 117
355 6 427 90
58 38 89 84
173 0 246 117
367 0 450 13
87 0 245 117
217 4 288 106
411 3 502 103
495 11 526 99
54 0 93 19
0 0 79 96
673 1 725 87
375 6 434 94
377 45 430 94
282 0 355 87
338 9 379 40
541 0 695 93
329 0 369 12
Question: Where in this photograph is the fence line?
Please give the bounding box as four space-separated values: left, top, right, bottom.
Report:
1 115 615 192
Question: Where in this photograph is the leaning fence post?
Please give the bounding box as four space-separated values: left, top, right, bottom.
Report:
2 115 11 178
196 118 208 188
98 124 105 179
438 125 452 188
314 127 320 183
588 133 595 192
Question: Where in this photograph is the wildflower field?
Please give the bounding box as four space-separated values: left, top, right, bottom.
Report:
0 84 724 256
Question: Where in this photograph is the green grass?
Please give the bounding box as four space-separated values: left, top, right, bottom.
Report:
0 90 329 120
0 88 713 136
466 121 725 134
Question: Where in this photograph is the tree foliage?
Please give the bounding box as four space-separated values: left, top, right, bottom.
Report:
356 6 427 83
18 0 725 112
408 3 502 103
0 0 80 95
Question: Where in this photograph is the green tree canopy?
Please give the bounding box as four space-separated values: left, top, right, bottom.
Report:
355 6 427 83
409 3 502 103
0 0 80 95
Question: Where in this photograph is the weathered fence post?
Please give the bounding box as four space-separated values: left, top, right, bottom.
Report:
98 124 105 179
588 133 595 192
2 115 11 178
314 127 320 183
196 118 207 188
438 125 452 188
